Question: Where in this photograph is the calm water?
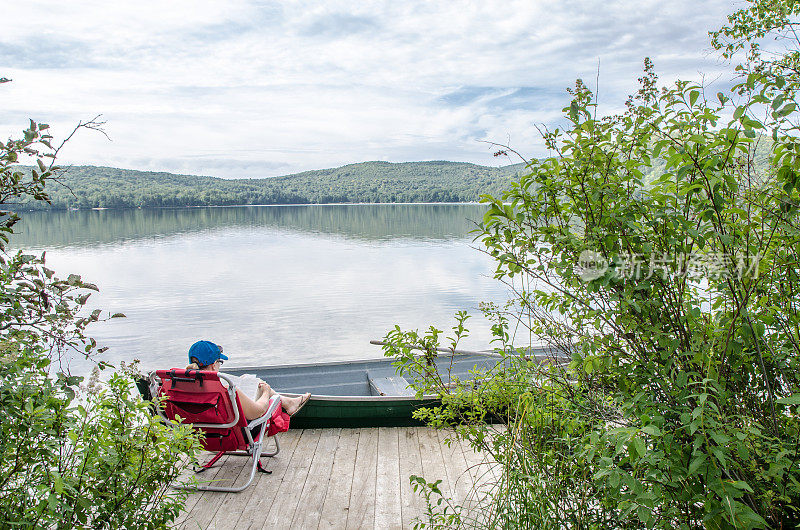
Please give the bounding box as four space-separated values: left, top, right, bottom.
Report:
12 204 510 375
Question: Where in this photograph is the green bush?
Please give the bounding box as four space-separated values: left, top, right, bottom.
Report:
384 2 800 528
0 352 200 528
0 116 201 527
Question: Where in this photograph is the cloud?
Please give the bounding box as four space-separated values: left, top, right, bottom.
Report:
103 156 291 177
301 13 379 38
0 37 100 69
440 86 557 112
1 0 738 178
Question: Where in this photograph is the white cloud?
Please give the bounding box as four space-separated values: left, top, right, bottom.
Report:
1 0 736 177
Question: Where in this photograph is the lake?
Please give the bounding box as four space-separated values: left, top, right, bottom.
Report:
11 204 511 375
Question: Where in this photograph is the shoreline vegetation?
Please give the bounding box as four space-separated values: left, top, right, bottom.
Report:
6 160 526 211
74 201 487 210
7 141 772 212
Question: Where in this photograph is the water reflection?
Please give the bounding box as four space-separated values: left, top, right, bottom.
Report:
13 204 489 248
11 205 508 376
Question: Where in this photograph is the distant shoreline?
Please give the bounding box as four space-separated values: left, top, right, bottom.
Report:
8 161 521 211
14 201 489 212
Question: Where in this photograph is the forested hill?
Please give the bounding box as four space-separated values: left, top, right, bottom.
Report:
10 161 526 210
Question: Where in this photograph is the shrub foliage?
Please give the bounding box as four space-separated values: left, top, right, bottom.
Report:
384 2 800 528
0 118 201 527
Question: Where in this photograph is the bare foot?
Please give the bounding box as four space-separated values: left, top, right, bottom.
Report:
283 393 311 416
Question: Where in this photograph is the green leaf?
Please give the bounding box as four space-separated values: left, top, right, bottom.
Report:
777 393 800 405
689 454 706 475
53 473 64 494
633 438 646 459
641 425 661 437
569 101 580 121
777 103 797 117
743 116 764 129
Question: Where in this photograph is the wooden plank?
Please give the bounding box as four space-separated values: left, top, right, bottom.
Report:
458 433 499 525
180 454 250 529
205 458 262 530
317 428 360 529
176 452 230 529
436 429 473 508
259 429 323 529
206 456 259 528
178 426 501 529
464 435 497 479
345 428 378 530
289 428 341 528
374 427 402 529
368 376 414 396
398 427 424 528
416 427 453 501
175 453 218 516
215 430 302 530
441 428 497 526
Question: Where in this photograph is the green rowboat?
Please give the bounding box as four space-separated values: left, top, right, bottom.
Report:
222 352 510 428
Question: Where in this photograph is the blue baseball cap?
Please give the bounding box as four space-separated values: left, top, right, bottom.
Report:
188 340 228 366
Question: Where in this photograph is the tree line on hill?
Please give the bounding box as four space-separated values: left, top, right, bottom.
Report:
8 160 526 210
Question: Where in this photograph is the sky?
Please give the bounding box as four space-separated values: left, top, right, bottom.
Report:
2 0 740 178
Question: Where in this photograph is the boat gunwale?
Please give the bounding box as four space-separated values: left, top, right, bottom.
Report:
275 392 439 402
219 352 504 401
220 351 500 374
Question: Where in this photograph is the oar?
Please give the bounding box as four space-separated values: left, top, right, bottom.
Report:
369 340 570 363
369 340 571 366
369 339 500 357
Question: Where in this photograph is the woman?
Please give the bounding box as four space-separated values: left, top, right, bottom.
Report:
186 340 311 421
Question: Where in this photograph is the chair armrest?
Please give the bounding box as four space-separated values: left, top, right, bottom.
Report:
266 394 281 417
247 395 282 429
148 371 160 401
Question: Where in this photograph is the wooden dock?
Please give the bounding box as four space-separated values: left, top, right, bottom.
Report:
176 426 499 529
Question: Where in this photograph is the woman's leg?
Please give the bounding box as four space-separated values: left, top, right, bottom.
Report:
262 384 310 415
281 392 310 415
237 386 272 421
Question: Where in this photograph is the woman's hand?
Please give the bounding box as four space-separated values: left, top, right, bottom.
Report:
255 382 272 402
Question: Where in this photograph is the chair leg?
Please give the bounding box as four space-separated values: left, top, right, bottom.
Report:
193 451 225 473
261 435 280 457
176 448 261 493
172 430 280 492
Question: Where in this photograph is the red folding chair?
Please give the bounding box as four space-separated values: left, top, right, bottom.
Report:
152 368 282 492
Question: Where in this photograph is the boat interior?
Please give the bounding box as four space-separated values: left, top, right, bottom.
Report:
223 353 503 398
